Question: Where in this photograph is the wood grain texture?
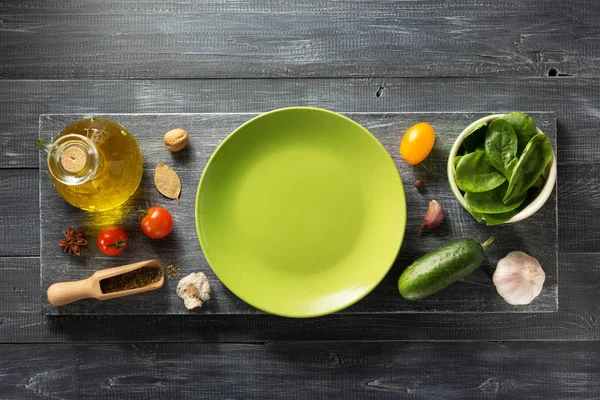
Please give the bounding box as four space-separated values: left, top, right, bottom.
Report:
0 0 597 391
0 341 598 399
0 170 39 256
39 112 558 315
1 78 600 168
0 306 597 343
2 252 596 342
1 0 599 79
558 165 600 253
0 258 39 314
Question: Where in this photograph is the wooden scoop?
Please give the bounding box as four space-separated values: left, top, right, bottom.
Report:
47 260 164 306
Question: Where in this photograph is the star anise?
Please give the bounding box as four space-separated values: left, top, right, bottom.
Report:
58 227 88 256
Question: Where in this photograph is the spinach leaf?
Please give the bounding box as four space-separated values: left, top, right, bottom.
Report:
482 208 520 226
503 112 537 156
455 151 506 193
461 122 488 153
485 119 518 180
465 182 526 214
504 133 554 203
482 194 530 225
467 207 483 222
532 175 545 188
453 155 462 171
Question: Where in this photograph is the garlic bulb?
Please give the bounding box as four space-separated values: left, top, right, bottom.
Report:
493 251 545 305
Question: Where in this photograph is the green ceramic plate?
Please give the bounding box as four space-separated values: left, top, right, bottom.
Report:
196 107 406 317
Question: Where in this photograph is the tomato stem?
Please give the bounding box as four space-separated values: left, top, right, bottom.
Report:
106 240 127 249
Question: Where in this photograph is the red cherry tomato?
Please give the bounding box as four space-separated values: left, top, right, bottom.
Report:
97 226 128 256
141 206 173 239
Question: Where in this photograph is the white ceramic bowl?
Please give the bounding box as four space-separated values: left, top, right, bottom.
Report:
447 114 557 224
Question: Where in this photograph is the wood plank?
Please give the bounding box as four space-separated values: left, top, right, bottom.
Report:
0 309 597 343
1 0 599 79
558 165 600 253
38 113 558 315
0 170 39 256
1 79 600 168
1 253 597 341
0 258 38 314
0 341 598 398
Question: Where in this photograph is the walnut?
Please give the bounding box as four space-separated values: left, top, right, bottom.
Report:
163 128 188 152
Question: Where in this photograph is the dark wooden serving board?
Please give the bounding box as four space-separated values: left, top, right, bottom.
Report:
40 112 557 315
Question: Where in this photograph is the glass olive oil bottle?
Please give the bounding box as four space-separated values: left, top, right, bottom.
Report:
45 118 143 211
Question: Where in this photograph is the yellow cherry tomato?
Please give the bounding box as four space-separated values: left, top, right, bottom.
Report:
400 122 435 165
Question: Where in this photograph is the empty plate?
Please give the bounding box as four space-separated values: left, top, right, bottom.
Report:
196 107 406 317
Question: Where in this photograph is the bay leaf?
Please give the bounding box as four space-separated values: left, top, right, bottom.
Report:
154 162 181 201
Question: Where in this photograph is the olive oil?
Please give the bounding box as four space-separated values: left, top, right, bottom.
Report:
46 118 143 211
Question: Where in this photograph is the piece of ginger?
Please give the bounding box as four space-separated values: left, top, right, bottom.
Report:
176 272 211 310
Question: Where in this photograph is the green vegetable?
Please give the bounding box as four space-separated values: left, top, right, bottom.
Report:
453 155 462 170
455 151 506 193
485 119 518 180
481 208 521 226
462 122 488 153
457 113 555 224
482 197 532 225
453 155 462 178
465 182 526 214
398 238 494 300
503 112 537 156
467 208 483 222
504 133 554 203
532 175 545 188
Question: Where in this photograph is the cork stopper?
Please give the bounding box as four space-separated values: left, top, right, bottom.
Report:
60 146 87 174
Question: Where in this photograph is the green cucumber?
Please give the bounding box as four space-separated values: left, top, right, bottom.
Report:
398 237 494 300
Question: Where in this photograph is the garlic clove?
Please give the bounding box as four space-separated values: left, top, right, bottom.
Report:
419 200 445 233
493 251 545 305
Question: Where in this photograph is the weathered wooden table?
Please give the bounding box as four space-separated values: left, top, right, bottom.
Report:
0 1 598 398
